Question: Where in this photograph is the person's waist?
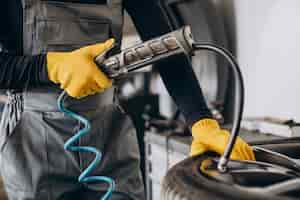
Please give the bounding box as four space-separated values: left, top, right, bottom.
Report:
19 86 114 112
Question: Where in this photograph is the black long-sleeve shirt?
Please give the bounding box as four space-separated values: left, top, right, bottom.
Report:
0 0 212 126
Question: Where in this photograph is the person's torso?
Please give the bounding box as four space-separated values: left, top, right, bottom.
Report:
0 0 123 55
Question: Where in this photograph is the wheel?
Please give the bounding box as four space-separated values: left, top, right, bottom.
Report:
161 147 300 200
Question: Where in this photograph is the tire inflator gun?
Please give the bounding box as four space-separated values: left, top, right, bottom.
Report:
58 26 245 200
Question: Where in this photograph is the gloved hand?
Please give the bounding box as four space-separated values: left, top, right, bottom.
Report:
47 39 114 98
190 119 255 161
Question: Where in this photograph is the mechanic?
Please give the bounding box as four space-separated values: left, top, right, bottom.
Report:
0 0 255 199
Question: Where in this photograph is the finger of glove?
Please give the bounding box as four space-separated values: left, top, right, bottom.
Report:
87 39 115 58
249 145 256 160
230 138 253 161
192 128 219 141
190 140 208 156
199 130 228 151
82 82 104 97
65 87 80 99
59 72 72 90
91 82 102 93
239 141 252 160
87 84 102 95
65 79 86 98
85 88 97 96
46 52 68 83
222 135 246 161
230 151 241 160
244 143 256 160
94 65 112 89
230 143 247 160
191 119 220 139
235 137 255 161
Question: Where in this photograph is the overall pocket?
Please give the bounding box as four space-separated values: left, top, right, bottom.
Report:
37 1 112 52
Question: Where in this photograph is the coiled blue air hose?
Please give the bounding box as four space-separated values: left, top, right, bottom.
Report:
57 91 115 200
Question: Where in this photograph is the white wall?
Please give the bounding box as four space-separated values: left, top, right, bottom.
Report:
234 0 300 121
123 2 300 121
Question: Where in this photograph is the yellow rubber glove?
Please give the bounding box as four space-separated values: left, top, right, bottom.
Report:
47 39 114 98
190 119 255 161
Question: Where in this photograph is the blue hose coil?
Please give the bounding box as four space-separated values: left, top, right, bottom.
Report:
58 91 115 200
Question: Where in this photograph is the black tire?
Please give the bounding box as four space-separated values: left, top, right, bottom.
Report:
161 153 296 200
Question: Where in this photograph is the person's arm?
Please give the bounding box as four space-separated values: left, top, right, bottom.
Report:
0 39 114 99
0 52 50 89
125 0 255 161
124 0 212 127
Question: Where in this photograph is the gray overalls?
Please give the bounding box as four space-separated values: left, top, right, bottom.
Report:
0 0 144 199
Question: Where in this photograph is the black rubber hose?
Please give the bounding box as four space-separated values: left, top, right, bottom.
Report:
193 43 244 172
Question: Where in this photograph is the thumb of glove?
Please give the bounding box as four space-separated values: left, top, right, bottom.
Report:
85 38 115 58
